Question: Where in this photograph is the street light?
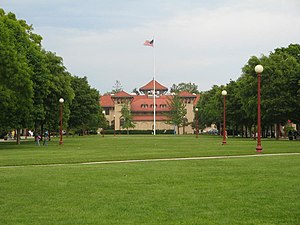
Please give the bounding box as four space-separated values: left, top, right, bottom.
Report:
195 108 199 138
113 115 116 137
59 98 64 145
102 110 105 137
255 65 263 152
183 115 186 135
221 90 227 145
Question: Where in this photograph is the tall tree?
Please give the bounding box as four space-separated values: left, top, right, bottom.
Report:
43 51 75 135
166 94 187 134
69 76 100 134
170 82 199 94
0 10 34 144
120 101 135 134
273 44 300 125
112 80 123 94
198 85 223 130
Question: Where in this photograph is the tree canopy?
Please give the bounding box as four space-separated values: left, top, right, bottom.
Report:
170 82 199 94
198 43 300 137
120 101 135 134
166 94 187 134
0 8 102 143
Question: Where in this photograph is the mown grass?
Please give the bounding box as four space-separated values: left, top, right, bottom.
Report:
0 135 300 166
0 135 299 224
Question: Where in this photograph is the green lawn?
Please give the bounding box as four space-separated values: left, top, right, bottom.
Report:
0 135 299 224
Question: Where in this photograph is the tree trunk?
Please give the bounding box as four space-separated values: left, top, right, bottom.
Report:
24 128 28 140
276 123 280 140
41 124 44 140
16 128 21 145
252 125 256 140
49 125 52 141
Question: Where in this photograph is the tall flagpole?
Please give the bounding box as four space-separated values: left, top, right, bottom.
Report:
153 38 156 135
144 38 156 135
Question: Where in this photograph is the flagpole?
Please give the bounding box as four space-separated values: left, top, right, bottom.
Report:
153 39 156 136
144 38 156 135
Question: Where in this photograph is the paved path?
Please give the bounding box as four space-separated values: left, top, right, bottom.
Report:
1 152 300 169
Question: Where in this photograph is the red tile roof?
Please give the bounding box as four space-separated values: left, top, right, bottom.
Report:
131 95 171 112
139 79 168 91
100 92 201 109
132 115 169 121
100 95 114 107
178 91 197 97
194 94 200 106
112 91 132 98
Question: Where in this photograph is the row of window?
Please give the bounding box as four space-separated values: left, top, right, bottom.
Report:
141 104 167 109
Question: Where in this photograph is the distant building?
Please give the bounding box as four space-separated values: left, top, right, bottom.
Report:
100 80 200 134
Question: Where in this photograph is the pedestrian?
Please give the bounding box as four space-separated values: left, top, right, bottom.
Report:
36 134 41 146
43 131 49 146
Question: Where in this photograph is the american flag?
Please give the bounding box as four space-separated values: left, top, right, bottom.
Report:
144 39 154 47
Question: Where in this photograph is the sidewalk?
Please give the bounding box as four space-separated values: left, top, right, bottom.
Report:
0 136 34 142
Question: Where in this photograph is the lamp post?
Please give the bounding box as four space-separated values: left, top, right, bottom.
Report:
102 110 105 137
221 90 227 145
195 108 199 138
255 65 263 152
183 116 186 135
113 115 116 137
59 98 64 145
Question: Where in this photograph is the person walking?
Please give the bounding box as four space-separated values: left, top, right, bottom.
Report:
43 131 49 146
35 134 41 146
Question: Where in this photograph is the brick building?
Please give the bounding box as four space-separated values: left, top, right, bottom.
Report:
100 80 200 134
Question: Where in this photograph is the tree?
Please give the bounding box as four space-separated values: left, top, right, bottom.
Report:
166 94 187 134
99 107 108 131
198 85 223 130
272 44 300 125
193 44 300 138
120 102 135 134
43 51 75 136
69 76 100 134
112 80 123 94
224 80 245 136
170 82 199 94
0 10 34 144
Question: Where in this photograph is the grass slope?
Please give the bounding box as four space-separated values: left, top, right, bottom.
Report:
0 135 299 224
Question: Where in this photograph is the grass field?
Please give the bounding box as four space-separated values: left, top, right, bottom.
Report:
0 135 299 224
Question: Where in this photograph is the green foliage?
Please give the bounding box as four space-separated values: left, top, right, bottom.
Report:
166 94 187 134
170 82 199 94
198 85 223 127
200 44 300 133
69 76 100 131
0 8 81 142
120 101 135 133
0 9 34 133
112 80 123 94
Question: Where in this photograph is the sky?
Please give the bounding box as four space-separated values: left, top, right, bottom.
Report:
1 0 300 94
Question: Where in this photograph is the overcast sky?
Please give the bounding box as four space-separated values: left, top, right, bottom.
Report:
1 0 299 93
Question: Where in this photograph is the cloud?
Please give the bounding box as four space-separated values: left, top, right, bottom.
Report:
2 0 300 93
